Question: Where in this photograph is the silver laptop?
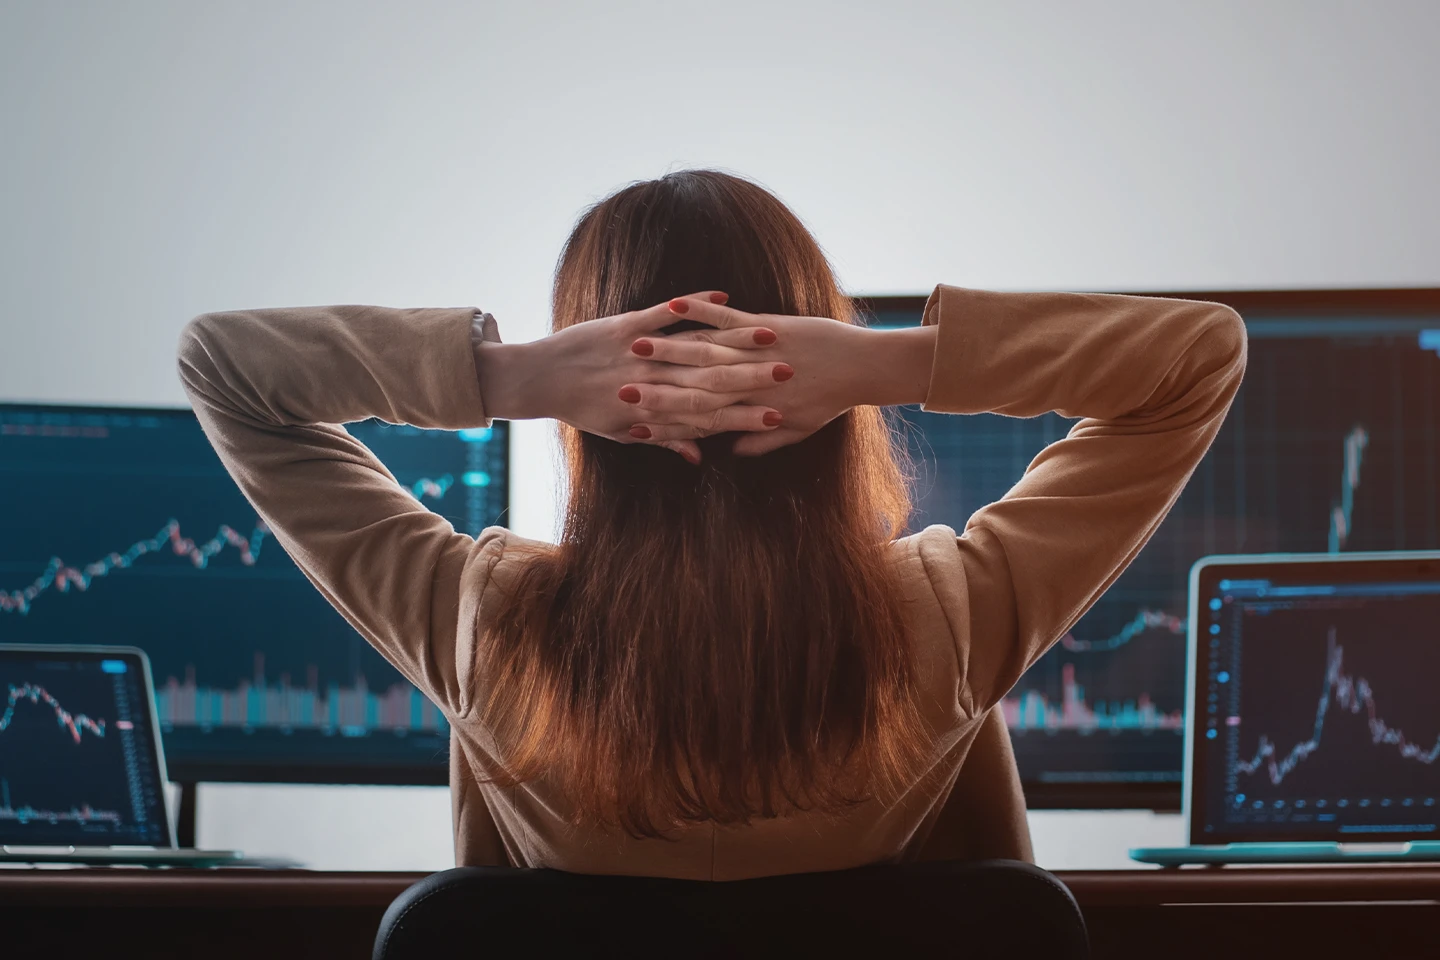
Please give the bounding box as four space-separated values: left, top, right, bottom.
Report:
1132 551 1440 866
0 644 253 866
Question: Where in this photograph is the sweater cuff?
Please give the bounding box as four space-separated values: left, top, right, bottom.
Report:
401 306 493 429
920 284 983 414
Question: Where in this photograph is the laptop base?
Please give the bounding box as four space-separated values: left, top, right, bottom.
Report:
1131 841 1440 866
0 845 300 868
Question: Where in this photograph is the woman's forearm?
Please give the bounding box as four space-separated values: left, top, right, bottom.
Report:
178 305 488 431
472 338 553 422
852 324 936 408
920 285 1246 421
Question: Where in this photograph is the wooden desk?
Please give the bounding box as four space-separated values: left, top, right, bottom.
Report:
3 865 1439 958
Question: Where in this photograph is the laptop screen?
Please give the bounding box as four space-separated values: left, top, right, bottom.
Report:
0 646 170 846
1190 553 1440 844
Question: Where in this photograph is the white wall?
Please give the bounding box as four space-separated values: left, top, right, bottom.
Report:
4 0 1438 870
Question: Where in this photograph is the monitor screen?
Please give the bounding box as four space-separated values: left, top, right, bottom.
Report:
0 404 509 783
872 294 1440 805
0 646 169 846
1190 556 1440 843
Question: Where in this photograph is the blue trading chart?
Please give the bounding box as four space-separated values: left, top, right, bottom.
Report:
885 312 1440 789
0 405 508 781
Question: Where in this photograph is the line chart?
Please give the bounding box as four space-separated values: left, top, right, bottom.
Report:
1235 626 1440 786
1058 422 1368 657
1 683 107 743
1 776 122 826
1059 608 1187 652
1328 425 1369 553
0 517 271 616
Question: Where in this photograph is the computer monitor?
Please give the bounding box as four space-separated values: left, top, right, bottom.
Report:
862 289 1440 809
0 403 509 784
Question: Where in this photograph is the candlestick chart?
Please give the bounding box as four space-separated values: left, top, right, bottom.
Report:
894 315 1440 788
0 408 507 782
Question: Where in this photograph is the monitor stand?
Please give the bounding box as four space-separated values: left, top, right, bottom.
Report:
176 780 198 848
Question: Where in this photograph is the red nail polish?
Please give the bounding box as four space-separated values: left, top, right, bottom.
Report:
618 386 642 403
753 329 777 346
763 411 783 427
668 298 689 315
773 363 794 382
629 425 651 439
631 339 654 357
709 292 729 304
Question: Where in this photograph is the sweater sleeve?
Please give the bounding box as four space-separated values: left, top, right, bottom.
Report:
175 305 505 720
915 286 1247 717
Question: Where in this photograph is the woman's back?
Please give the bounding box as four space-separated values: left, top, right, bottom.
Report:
447 524 1018 877
176 172 1246 877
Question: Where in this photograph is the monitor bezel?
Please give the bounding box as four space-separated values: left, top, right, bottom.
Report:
1186 550 1440 845
0 643 176 847
0 400 507 788
857 287 1440 812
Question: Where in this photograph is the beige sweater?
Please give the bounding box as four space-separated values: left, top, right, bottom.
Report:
177 285 1246 879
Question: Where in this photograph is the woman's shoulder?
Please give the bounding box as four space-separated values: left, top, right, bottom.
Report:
889 524 969 607
472 526 554 561
890 524 961 564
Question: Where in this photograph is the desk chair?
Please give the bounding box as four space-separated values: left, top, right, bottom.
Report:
373 859 1088 959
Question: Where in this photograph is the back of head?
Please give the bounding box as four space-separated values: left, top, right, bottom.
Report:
479 170 926 838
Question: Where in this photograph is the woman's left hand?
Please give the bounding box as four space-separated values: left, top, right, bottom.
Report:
475 292 792 463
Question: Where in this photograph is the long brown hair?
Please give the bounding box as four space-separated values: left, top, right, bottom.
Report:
478 170 927 838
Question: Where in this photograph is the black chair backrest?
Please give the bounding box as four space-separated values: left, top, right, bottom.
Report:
374 859 1088 959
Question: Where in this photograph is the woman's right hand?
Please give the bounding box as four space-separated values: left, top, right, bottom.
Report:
625 299 938 456
476 292 793 463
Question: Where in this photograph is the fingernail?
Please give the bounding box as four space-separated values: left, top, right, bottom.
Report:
773 363 794 382
631 339 654 357
763 411 783 427
668 298 689 315
629 425 651 439
618 386 642 403
709 292 729 304
753 329 777 346
683 449 701 465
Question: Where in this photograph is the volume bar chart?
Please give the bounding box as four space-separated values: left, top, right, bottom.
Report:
155 657 449 735
1003 664 1184 732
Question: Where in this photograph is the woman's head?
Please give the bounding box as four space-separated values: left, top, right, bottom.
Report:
479 170 928 837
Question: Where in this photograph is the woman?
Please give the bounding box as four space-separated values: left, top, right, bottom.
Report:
178 170 1245 879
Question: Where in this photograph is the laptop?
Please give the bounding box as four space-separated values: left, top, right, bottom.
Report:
1131 551 1440 866
0 644 268 866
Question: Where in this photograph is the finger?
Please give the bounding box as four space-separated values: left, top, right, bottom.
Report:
635 360 793 394
629 406 782 440
661 297 764 331
732 426 810 457
659 439 702 465
624 292 730 333
618 382 749 414
631 328 779 364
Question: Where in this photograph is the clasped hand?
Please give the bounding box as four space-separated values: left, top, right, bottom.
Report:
481 291 906 462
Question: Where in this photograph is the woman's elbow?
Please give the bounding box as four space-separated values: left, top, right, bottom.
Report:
175 312 236 400
1205 304 1248 376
